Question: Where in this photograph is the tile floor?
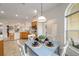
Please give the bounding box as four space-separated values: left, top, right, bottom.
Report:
4 39 27 56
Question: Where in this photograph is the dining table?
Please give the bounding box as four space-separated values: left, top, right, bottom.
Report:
24 39 59 56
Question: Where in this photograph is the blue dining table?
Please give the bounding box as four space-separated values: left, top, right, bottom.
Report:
25 40 59 56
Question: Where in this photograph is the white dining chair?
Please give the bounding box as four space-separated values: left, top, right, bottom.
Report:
16 40 28 56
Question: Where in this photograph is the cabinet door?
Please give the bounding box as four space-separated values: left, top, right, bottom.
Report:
20 32 30 39
32 21 37 29
0 40 4 56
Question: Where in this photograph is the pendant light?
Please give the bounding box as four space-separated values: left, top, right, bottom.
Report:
38 3 46 22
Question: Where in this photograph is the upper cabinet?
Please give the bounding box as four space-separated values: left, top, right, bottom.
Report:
32 17 37 29
32 21 37 29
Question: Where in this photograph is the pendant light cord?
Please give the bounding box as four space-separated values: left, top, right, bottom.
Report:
41 3 43 16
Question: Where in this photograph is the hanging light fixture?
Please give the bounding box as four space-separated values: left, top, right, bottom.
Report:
38 3 47 22
32 9 38 22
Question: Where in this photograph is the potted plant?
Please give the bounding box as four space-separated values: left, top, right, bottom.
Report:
38 34 46 42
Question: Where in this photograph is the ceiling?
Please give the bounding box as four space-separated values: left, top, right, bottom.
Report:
0 3 60 22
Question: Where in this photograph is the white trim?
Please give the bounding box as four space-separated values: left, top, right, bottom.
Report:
65 4 73 16
64 3 73 45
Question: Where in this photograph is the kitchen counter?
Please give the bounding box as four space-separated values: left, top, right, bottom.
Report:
25 40 59 56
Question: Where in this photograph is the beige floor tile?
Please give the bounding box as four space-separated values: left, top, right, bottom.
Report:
4 40 22 56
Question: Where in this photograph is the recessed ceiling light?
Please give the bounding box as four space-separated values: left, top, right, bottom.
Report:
34 10 37 14
0 11 4 14
15 14 18 17
25 16 28 19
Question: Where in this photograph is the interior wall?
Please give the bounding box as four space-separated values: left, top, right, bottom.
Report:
46 19 57 40
44 3 69 44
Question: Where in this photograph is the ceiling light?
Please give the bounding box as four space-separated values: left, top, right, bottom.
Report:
15 14 18 17
38 3 46 22
0 11 4 14
25 16 28 19
38 16 46 22
34 9 37 14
